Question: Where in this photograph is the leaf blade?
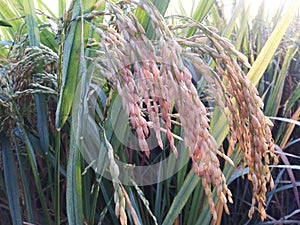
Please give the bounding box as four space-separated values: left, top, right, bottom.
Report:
1 133 22 225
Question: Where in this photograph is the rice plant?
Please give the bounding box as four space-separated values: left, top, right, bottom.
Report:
0 0 299 225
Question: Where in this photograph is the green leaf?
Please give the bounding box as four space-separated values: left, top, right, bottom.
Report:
65 1 97 224
56 0 96 130
66 134 83 225
23 0 40 46
89 175 101 225
38 1 57 19
285 82 300 113
100 182 119 224
40 28 59 52
0 19 12 27
135 0 170 39
14 136 35 223
265 47 298 116
22 128 52 225
186 0 216 37
187 182 204 225
1 132 22 225
54 131 61 225
35 94 49 153
59 0 66 17
247 2 299 86
162 170 200 225
55 0 80 129
22 0 51 156
222 0 244 38
0 0 23 39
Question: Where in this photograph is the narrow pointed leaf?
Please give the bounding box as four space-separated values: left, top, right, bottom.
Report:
22 0 51 155
54 131 61 225
186 0 216 37
0 0 23 39
247 2 299 86
135 0 170 39
162 170 200 225
265 47 297 116
1 133 22 225
14 136 35 223
23 0 40 46
285 82 300 113
66 136 83 225
59 0 66 17
22 128 52 225
56 0 96 130
56 1 79 129
0 20 12 27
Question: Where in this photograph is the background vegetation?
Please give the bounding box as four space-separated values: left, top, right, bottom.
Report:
0 0 299 224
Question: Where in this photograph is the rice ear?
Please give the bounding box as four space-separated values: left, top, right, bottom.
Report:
89 0 276 221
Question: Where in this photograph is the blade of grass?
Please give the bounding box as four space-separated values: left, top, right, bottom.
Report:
67 131 84 225
129 189 144 224
10 106 52 225
154 160 163 224
23 0 40 46
252 0 269 57
162 170 200 225
265 46 298 116
0 0 23 39
275 145 300 208
56 0 96 130
82 162 92 223
59 0 66 17
285 81 300 113
54 131 61 225
273 107 300 149
40 28 59 52
23 0 51 157
247 1 299 85
100 182 119 224
235 2 251 49
135 0 170 39
34 94 49 154
14 136 35 223
177 0 187 17
1 132 22 225
186 0 216 37
192 0 216 22
66 0 91 223
89 175 101 225
187 182 204 225
22 128 52 225
222 0 245 38
66 0 101 223
0 20 12 27
269 165 300 170
55 0 80 130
